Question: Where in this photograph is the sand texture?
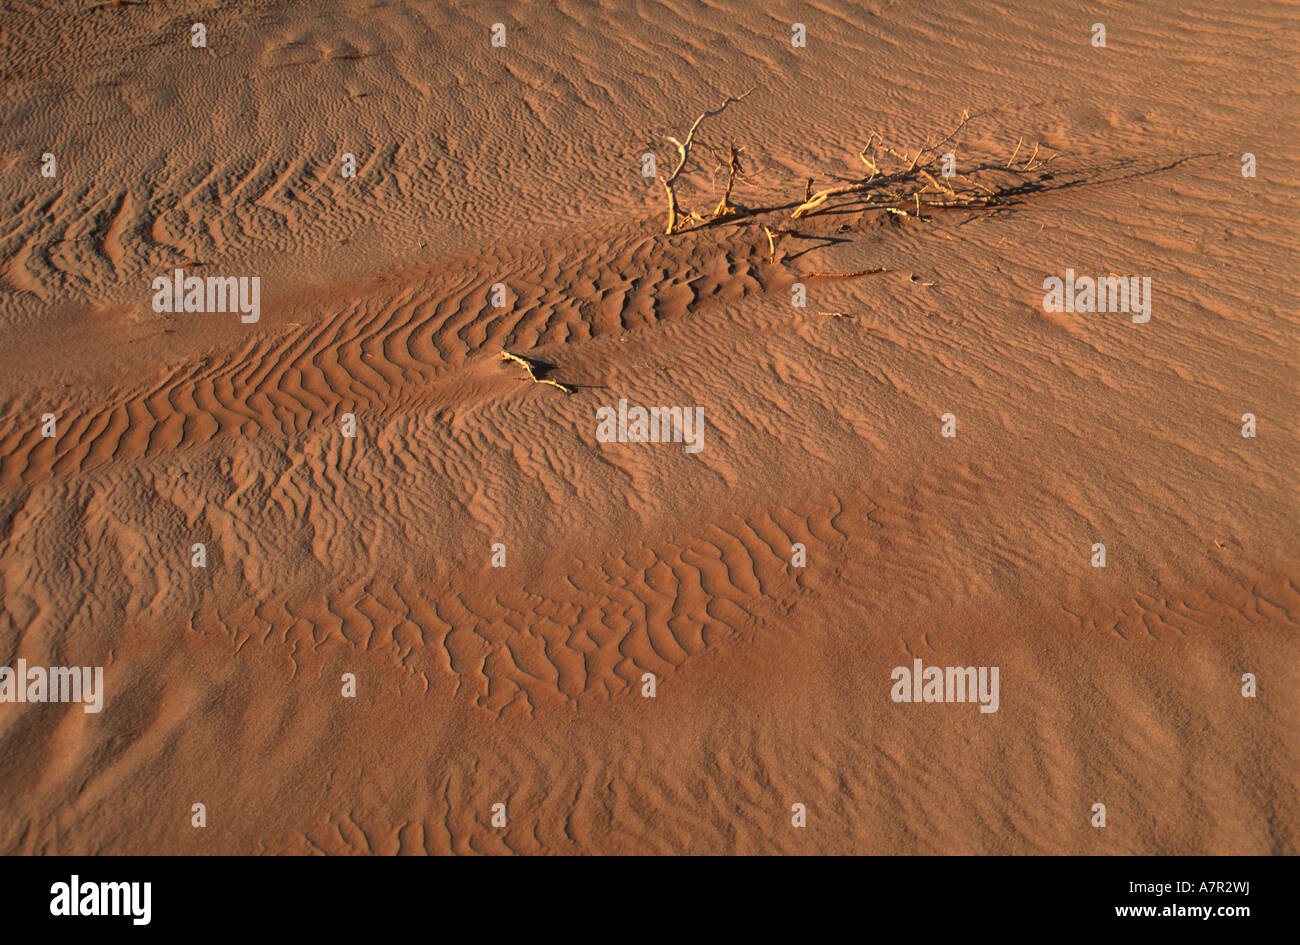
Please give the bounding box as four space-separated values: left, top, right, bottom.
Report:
0 0 1296 854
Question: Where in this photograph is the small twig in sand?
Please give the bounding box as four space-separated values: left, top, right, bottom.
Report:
500 349 574 394
1021 141 1039 171
807 267 890 279
762 224 795 263
710 143 745 220
1006 135 1024 169
1021 142 1057 172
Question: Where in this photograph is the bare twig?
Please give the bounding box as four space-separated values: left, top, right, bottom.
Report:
911 108 975 164
1006 135 1023 169
710 143 745 220
791 112 1029 222
660 89 755 234
500 349 574 394
807 267 889 279
653 105 1056 269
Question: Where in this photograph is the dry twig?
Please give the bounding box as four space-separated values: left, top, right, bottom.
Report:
807 267 889 279
791 111 1021 221
500 349 573 394
710 143 745 220
660 89 755 234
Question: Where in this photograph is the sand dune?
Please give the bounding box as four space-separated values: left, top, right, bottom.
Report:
0 0 1295 854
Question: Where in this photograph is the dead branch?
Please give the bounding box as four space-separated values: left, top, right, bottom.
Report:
660 89 755 234
500 349 573 394
908 108 976 166
648 103 1060 288
807 267 889 279
1021 142 1057 172
1006 135 1024 169
710 143 745 220
791 111 1028 222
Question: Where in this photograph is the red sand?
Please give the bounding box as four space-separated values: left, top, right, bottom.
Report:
0 0 1295 854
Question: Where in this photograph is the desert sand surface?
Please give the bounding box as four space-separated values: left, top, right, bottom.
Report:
0 0 1295 855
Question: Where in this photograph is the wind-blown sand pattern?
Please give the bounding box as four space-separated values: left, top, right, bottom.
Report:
0 0 1296 855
